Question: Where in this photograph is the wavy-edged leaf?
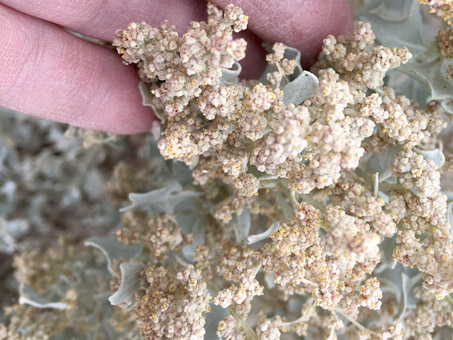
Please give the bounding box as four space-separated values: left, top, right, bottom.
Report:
204 304 228 340
84 237 143 273
441 99 453 114
361 146 398 182
399 57 453 101
361 1 425 55
247 222 280 245
413 147 445 169
447 201 453 239
282 70 318 106
380 235 397 270
232 207 251 243
259 43 318 104
378 263 421 321
139 81 166 122
120 180 202 214
395 272 421 320
19 284 67 310
220 62 242 86
109 261 144 306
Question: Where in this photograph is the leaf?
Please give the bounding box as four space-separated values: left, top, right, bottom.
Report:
220 62 242 86
271 189 294 220
441 99 453 114
361 1 426 55
259 43 318 104
19 284 67 310
139 81 166 122
120 180 202 214
447 201 453 239
413 147 445 169
380 235 397 269
247 222 280 245
395 272 421 320
180 214 205 261
85 237 143 274
264 273 275 289
361 146 398 182
170 160 194 186
282 71 319 106
232 207 251 243
386 69 430 104
108 261 144 306
204 304 228 340
399 57 453 101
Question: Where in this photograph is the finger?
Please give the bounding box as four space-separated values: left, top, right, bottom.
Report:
0 4 153 134
213 0 354 67
0 0 207 41
0 0 266 78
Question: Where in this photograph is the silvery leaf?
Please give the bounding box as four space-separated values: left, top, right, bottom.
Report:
109 261 144 306
399 57 453 101
447 201 453 239
220 62 242 86
386 69 430 104
204 304 228 340
357 0 413 19
361 146 398 181
232 207 251 243
362 1 426 55
413 148 445 169
380 235 397 269
0 218 29 254
120 180 202 214
139 81 166 122
441 99 453 114
395 272 421 320
151 120 161 141
264 273 275 289
378 264 421 320
247 222 280 245
271 189 294 220
19 284 67 310
282 71 319 106
259 44 304 88
85 237 143 274
170 161 194 186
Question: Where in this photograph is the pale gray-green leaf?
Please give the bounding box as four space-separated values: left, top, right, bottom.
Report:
85 237 143 273
447 201 453 239
220 62 241 86
19 284 67 310
109 261 144 306
395 272 421 320
247 222 280 245
139 81 166 122
413 147 445 169
233 207 251 243
361 1 425 55
380 236 397 269
204 304 228 340
120 180 202 214
399 57 453 101
282 71 318 106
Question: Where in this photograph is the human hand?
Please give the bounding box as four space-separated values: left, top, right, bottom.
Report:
0 0 352 134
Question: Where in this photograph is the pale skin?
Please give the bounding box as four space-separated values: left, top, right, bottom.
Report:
0 0 353 134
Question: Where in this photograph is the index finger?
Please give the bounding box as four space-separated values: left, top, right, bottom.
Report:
213 0 353 66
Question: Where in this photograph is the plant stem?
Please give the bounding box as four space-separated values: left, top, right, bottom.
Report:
334 309 378 336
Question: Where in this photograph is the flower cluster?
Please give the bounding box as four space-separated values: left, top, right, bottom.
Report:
136 265 211 340
110 3 453 338
3 2 453 340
